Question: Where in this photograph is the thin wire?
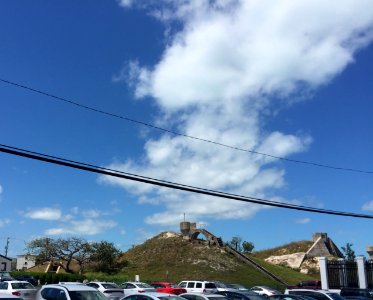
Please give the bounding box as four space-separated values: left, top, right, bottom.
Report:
0 78 372 174
1 143 373 219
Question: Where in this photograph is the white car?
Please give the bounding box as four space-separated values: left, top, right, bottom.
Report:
0 295 22 300
250 286 280 297
0 281 36 300
36 283 107 300
284 289 346 300
121 292 186 300
178 281 218 294
86 282 124 300
120 282 155 296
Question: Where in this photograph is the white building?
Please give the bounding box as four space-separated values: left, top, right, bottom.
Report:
16 254 36 270
0 254 12 272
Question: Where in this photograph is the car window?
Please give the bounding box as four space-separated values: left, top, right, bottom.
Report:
136 283 153 289
0 282 8 289
182 295 196 300
124 296 138 300
196 296 206 300
124 283 136 289
102 283 119 289
11 282 34 289
68 290 107 300
187 282 195 288
205 283 216 289
179 283 187 288
137 296 152 300
196 283 202 288
87 283 99 288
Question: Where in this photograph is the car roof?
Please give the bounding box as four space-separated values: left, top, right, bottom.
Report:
5 281 31 284
42 284 97 291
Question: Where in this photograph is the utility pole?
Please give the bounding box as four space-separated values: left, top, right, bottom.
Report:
4 237 10 257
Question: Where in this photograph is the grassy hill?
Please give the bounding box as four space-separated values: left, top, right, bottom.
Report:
252 240 314 260
118 232 315 290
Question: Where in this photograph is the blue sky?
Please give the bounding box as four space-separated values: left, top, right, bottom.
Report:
1 0 373 259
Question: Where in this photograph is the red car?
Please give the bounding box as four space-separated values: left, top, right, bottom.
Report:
150 282 187 295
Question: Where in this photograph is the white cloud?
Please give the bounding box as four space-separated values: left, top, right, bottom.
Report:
295 218 311 224
82 209 101 218
362 201 373 211
117 0 133 8
109 0 373 225
25 208 62 221
0 184 3 194
45 219 117 236
0 219 10 228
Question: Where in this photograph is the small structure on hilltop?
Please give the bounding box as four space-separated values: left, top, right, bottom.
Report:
306 233 343 258
367 246 373 259
180 221 223 246
265 232 343 273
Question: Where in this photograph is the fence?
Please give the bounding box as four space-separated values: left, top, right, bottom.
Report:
320 257 373 290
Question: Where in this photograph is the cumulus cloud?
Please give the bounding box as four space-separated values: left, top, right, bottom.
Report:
108 0 373 226
0 184 3 194
0 219 10 228
295 218 311 224
45 219 117 236
362 201 373 211
25 208 62 221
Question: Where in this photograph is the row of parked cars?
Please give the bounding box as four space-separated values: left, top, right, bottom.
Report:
0 276 372 300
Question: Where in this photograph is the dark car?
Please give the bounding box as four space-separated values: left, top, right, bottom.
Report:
269 294 316 300
340 288 373 300
14 275 38 286
0 272 14 282
216 290 267 300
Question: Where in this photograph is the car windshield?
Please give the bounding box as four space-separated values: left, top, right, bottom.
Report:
168 284 179 288
102 284 120 289
69 291 108 300
206 297 227 300
11 282 34 289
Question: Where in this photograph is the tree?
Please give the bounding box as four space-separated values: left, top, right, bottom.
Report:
27 237 94 274
229 236 243 252
341 243 356 261
242 241 255 253
26 237 58 265
90 241 125 273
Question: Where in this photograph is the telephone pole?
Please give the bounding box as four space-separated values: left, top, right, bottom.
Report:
4 237 10 257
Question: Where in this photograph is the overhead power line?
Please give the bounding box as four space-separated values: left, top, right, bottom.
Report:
1 143 373 219
0 78 372 175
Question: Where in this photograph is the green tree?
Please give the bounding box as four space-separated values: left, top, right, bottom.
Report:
90 241 126 274
341 243 356 261
242 241 255 253
229 236 243 252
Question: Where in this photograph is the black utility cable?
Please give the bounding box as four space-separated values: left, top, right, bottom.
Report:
1 143 373 219
0 78 372 174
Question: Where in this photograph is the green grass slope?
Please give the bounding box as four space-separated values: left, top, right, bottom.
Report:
118 232 314 290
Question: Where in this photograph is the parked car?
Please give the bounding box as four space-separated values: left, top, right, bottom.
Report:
0 294 22 300
86 282 124 300
0 281 36 300
212 282 235 292
340 288 373 300
150 282 187 295
226 284 249 292
250 287 281 297
179 292 227 300
287 281 321 290
121 292 186 300
178 281 218 294
269 294 316 300
36 283 107 300
13 275 37 287
216 290 267 300
0 273 14 283
285 289 345 300
121 282 156 295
